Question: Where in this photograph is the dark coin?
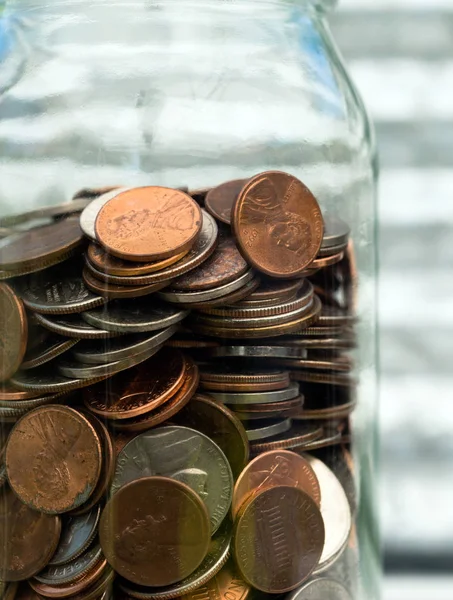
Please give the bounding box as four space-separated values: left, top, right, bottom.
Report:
111 425 233 534
208 381 300 405
30 565 114 600
172 394 249 479
0 215 84 272
239 278 305 305
200 368 290 392
0 199 91 229
100 477 211 587
245 418 292 441
0 283 28 382
271 356 352 373
10 365 110 393
83 266 170 299
21 331 78 370
34 544 102 585
205 179 248 224
48 506 101 566
33 311 118 339
0 249 80 280
178 559 251 600
71 325 177 365
82 298 189 333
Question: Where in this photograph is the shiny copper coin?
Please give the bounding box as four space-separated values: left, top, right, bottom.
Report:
233 486 325 593
83 266 169 299
83 347 186 420
232 450 321 518
172 233 248 292
205 179 248 224
99 476 211 587
95 186 202 261
111 358 199 432
0 486 61 581
200 369 290 392
0 215 84 271
5 405 102 514
310 251 344 269
232 171 323 278
0 284 28 382
87 243 188 277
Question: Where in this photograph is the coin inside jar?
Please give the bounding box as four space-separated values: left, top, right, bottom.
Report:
0 283 28 382
205 179 248 224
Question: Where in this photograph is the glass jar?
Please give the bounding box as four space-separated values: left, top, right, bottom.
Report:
0 1 379 599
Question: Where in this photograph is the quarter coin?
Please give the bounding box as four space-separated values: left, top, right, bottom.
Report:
34 544 102 585
80 187 129 240
245 418 292 441
48 506 101 566
33 311 118 339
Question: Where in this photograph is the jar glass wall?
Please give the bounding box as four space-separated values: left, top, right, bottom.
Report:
0 1 379 599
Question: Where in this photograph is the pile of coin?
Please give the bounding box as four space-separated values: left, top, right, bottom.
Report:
0 171 358 600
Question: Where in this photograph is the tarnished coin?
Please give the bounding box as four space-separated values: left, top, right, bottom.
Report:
209 381 300 405
0 284 28 382
232 395 303 415
232 171 323 278
250 422 323 454
173 394 249 479
100 477 210 587
33 311 118 339
178 559 250 600
30 558 109 598
82 266 170 299
119 519 231 600
5 405 102 514
83 348 186 420
17 262 106 314
0 215 84 272
172 234 248 291
10 365 110 393
48 506 101 566
245 418 292 441
72 325 177 365
200 368 290 392
0 383 44 402
286 578 352 600
205 179 248 224
239 278 305 305
82 298 189 333
87 242 188 276
34 544 102 585
232 450 321 518
321 215 351 250
271 356 352 373
0 486 61 581
21 331 78 370
112 425 233 534
95 187 202 261
233 486 325 593
80 187 129 240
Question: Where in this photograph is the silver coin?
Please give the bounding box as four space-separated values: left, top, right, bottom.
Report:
286 578 352 600
207 345 308 360
158 269 255 304
34 544 102 585
48 506 101 566
33 311 118 339
111 425 233 534
208 381 300 405
119 520 231 600
82 300 189 333
18 263 106 314
71 325 177 365
318 241 348 257
57 344 161 379
303 455 352 572
21 333 79 370
11 365 109 393
245 418 292 441
321 215 350 250
0 198 92 229
0 391 69 409
80 187 129 240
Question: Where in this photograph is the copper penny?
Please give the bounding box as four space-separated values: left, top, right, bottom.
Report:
5 405 102 514
83 266 170 299
83 348 187 420
0 383 44 401
30 558 107 598
199 369 290 392
310 251 344 269
0 216 84 271
0 486 61 581
180 559 251 600
99 476 210 587
95 187 202 261
232 171 323 278
0 284 28 382
232 450 320 518
111 358 199 432
233 485 325 593
87 243 188 277
172 233 248 292
205 179 248 224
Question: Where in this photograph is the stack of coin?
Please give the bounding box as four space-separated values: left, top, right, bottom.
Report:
0 171 359 599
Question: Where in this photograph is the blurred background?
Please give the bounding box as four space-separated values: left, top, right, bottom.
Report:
332 0 453 597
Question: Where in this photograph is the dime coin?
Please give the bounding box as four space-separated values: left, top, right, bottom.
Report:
80 187 129 240
82 266 170 299
239 278 305 305
10 365 110 393
209 381 300 405
206 345 308 360
112 425 233 534
303 454 352 571
172 394 249 479
48 506 101 566
21 332 78 370
5 405 102 514
232 395 304 415
232 171 323 278
87 243 188 276
199 368 290 392
233 486 324 593
33 311 118 339
286 577 352 600
84 348 186 420
100 477 211 587
182 277 260 310
250 422 324 453
172 234 248 291
232 450 321 518
82 299 189 333
71 326 177 365
205 179 248 224
0 283 28 382
245 418 292 441
30 558 109 598
95 187 202 261
321 215 351 250
34 544 102 585
0 486 61 581
119 519 231 600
